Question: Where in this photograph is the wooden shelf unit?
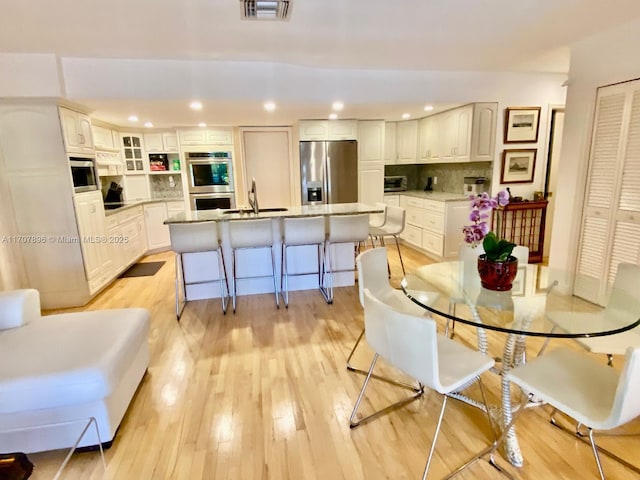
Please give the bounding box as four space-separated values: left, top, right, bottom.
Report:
493 200 548 263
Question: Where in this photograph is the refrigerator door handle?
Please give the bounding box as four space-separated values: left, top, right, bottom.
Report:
325 153 331 203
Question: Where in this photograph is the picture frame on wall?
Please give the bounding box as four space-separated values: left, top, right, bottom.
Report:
504 106 541 143
501 149 537 184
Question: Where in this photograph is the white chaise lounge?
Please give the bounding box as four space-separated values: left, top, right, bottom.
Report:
0 289 149 453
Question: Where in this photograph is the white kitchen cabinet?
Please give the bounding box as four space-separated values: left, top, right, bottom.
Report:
123 174 150 201
93 125 119 150
118 206 147 267
59 107 94 155
144 131 179 152
420 103 497 164
383 195 400 207
73 190 112 293
144 202 171 250
121 133 146 173
384 122 397 164
328 120 358 140
178 128 233 146
357 120 385 205
96 151 124 177
418 116 439 163
398 195 468 258
299 120 358 141
396 120 418 164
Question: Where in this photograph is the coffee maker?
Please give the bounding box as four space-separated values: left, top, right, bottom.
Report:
463 177 486 196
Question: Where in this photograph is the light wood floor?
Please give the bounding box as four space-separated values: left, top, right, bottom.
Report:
30 245 640 479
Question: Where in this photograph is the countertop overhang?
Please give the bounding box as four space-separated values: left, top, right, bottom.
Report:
164 203 384 224
385 190 470 202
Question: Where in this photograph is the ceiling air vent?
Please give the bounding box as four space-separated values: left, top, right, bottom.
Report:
241 0 291 20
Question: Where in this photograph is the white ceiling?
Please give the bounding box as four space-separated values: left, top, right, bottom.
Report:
3 0 640 127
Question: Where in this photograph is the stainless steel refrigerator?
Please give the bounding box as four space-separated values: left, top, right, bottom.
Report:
300 140 358 205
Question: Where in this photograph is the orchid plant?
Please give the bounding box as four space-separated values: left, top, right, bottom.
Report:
463 190 516 262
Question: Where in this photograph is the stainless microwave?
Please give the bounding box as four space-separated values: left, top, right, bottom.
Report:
70 157 99 193
185 151 234 194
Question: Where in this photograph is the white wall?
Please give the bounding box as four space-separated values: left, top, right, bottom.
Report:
0 53 63 97
548 18 640 286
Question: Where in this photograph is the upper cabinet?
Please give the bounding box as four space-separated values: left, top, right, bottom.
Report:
59 107 94 155
384 122 397 164
92 125 121 151
418 102 497 164
396 120 418 164
121 133 146 173
299 120 358 141
144 132 178 152
178 128 233 146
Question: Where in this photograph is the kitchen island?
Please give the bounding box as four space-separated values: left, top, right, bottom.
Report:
164 203 383 301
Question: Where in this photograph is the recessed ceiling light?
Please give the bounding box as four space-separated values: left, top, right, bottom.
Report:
264 101 276 112
241 0 292 20
190 101 203 111
332 101 344 111
128 115 139 122
424 105 434 112
144 122 153 128
198 122 207 128
402 113 411 119
329 113 338 120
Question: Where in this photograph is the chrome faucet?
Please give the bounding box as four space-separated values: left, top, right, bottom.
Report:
248 178 259 214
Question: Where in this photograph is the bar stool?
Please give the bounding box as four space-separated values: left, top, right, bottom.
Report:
321 214 370 304
280 216 326 307
228 218 279 313
169 222 229 320
368 205 406 275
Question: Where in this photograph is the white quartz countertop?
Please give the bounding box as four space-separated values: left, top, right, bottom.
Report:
165 202 384 224
386 190 470 202
105 198 184 216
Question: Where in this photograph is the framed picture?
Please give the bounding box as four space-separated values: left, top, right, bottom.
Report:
504 107 541 143
501 149 537 184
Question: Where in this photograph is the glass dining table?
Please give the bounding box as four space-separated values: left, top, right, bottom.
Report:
401 260 640 468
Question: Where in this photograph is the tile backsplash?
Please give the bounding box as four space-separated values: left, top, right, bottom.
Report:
149 173 184 199
385 162 493 194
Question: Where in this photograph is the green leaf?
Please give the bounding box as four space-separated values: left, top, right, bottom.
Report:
482 233 516 262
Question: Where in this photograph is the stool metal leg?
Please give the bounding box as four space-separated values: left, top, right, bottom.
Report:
217 248 230 314
232 249 238 313
271 246 279 308
392 234 405 275
281 243 289 307
175 253 187 320
320 242 334 303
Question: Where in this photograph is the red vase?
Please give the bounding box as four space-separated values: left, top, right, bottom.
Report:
477 254 518 291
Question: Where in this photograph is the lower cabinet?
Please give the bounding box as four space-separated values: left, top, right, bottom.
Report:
399 195 468 258
106 205 147 277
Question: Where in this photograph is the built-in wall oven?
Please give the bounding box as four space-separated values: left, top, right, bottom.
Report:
189 193 236 211
70 157 99 193
185 151 234 193
185 151 235 210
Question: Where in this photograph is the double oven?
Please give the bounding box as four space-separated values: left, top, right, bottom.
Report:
185 151 236 211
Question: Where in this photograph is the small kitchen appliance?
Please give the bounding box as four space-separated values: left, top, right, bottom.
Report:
383 176 407 192
463 176 487 196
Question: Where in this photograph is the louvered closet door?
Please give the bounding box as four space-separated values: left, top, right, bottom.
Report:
575 79 640 305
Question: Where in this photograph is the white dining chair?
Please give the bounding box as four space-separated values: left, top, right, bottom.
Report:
348 248 436 375
446 346 640 480
350 288 496 479
546 262 640 365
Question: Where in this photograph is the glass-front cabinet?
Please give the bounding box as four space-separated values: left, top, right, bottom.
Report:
121 134 145 173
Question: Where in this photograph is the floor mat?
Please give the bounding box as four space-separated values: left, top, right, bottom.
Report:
120 261 166 278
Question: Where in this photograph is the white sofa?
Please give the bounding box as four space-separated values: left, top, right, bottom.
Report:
0 289 149 453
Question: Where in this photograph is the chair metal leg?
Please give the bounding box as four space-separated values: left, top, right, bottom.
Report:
349 354 424 429
393 234 405 275
589 428 606 480
281 243 289 308
422 395 448 480
346 328 365 371
549 412 640 476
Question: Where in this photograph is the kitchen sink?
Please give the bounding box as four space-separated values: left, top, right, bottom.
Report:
222 207 288 214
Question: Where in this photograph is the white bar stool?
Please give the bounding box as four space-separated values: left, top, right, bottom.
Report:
169 222 230 320
321 214 370 304
228 218 279 313
368 205 407 275
280 216 326 307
